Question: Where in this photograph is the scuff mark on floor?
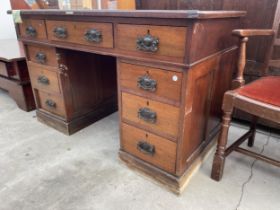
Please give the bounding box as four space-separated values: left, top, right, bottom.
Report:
234 132 271 210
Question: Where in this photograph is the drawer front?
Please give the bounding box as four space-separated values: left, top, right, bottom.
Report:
122 92 180 138
46 20 113 48
36 90 66 118
28 62 61 94
0 62 8 77
26 45 58 67
19 19 47 40
119 62 182 103
122 123 177 173
116 24 187 62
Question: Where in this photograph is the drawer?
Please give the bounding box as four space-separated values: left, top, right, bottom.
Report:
36 90 66 118
116 24 187 62
46 20 113 48
119 62 182 103
26 45 58 67
122 92 180 139
0 62 8 77
19 19 47 40
121 123 177 174
28 62 61 94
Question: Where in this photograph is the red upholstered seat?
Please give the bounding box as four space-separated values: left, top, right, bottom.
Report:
238 76 280 107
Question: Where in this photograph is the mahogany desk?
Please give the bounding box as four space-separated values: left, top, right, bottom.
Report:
14 10 245 193
0 39 35 111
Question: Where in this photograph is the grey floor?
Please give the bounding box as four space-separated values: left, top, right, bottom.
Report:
0 89 279 210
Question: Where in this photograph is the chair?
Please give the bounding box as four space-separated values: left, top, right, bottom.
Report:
211 29 280 181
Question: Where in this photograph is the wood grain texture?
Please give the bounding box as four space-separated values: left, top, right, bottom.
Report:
116 24 187 63
212 77 280 181
188 19 239 63
28 62 61 94
121 123 177 174
46 20 113 48
26 44 58 67
35 90 66 118
176 48 237 175
0 62 8 77
222 0 278 63
10 0 31 9
119 61 183 105
58 49 117 119
18 9 246 19
15 10 243 193
122 92 180 139
0 75 35 111
0 40 35 111
136 0 277 65
19 19 47 40
233 29 275 37
178 0 223 10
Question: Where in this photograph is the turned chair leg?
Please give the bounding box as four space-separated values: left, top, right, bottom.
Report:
211 110 232 181
248 116 258 147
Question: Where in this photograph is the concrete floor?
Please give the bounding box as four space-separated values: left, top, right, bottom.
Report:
0 89 279 210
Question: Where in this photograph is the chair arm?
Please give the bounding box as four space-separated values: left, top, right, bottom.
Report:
231 29 276 89
233 29 275 37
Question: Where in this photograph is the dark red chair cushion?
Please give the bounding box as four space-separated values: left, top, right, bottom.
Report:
238 76 280 107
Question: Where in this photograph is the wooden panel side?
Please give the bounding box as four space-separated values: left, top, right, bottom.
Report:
177 55 220 175
205 49 238 137
188 18 240 64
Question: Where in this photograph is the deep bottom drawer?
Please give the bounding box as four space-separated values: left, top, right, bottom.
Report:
36 90 66 118
121 123 177 174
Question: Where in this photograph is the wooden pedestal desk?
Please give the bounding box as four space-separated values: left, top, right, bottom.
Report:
15 10 245 193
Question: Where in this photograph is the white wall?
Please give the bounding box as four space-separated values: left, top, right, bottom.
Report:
0 0 17 39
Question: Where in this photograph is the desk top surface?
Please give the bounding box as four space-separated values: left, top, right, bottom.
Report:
0 39 25 62
18 9 246 19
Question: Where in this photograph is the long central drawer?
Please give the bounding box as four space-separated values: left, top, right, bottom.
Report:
46 20 113 48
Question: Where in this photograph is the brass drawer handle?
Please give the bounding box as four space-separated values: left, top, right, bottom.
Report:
53 27 68 39
138 107 157 124
136 30 159 52
137 141 155 156
35 52 46 64
25 26 37 37
45 99 56 108
84 29 102 43
37 75 49 85
137 75 157 92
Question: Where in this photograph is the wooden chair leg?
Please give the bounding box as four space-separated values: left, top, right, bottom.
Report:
211 110 232 181
248 116 258 147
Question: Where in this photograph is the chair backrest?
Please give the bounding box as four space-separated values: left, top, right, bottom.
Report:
269 0 280 71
